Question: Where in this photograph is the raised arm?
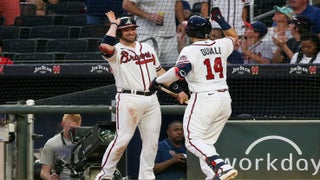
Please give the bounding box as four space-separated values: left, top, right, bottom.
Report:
99 11 121 60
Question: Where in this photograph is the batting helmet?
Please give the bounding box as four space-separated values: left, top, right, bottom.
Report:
117 16 139 30
185 15 211 39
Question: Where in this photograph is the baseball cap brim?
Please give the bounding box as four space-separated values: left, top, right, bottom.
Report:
273 5 294 18
244 21 254 30
117 24 139 30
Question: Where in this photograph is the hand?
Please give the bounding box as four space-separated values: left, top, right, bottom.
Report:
105 11 121 25
51 173 60 180
272 36 286 48
149 78 160 93
172 153 187 163
210 7 223 22
147 13 164 26
239 38 250 55
177 91 189 104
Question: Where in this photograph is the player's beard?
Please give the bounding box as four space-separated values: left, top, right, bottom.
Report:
122 34 137 43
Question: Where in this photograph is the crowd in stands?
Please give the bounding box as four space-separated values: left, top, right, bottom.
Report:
0 0 320 64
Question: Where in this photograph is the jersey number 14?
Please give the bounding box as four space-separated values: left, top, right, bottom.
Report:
203 57 224 80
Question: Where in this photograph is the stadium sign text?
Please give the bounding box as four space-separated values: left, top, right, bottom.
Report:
224 135 320 176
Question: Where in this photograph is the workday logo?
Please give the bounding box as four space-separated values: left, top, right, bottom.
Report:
225 135 320 176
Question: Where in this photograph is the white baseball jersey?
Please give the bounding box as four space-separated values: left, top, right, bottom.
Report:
290 52 320 64
103 42 162 91
176 37 234 179
203 0 249 35
239 40 273 64
130 0 178 37
129 0 180 64
177 38 234 92
97 41 162 180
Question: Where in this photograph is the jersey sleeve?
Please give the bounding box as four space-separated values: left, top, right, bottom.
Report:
221 37 235 57
175 47 192 79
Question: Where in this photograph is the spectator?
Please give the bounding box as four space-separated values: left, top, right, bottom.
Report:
0 39 13 65
272 15 312 63
177 1 192 52
288 0 320 37
201 0 250 36
25 0 46 16
182 0 192 21
0 0 20 26
239 21 273 64
122 0 185 65
85 0 125 25
154 120 187 180
290 34 320 64
40 114 82 180
263 5 294 53
210 27 244 64
24 0 58 16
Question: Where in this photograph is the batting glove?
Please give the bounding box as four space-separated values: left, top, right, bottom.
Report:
210 7 231 30
149 78 160 93
210 7 223 22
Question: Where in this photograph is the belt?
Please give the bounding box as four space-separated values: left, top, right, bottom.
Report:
121 89 154 96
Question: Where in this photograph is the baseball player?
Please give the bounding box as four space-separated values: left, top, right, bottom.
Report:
95 11 188 180
149 8 238 180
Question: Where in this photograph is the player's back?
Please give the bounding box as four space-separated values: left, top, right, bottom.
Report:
180 39 233 92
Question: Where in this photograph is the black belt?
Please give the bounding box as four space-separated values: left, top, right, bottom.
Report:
121 90 154 96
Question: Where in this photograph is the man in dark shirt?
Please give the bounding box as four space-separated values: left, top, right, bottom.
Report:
154 120 187 180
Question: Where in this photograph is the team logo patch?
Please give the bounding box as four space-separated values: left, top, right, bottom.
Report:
169 150 176 157
179 55 188 61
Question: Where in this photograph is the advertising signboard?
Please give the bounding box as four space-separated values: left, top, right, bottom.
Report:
187 120 320 179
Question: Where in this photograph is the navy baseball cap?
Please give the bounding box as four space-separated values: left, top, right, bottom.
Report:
244 21 268 37
289 15 311 26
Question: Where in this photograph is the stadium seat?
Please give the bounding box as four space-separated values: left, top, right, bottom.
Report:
62 14 87 26
29 25 70 52
0 16 5 26
20 3 37 16
46 2 86 15
79 24 108 38
62 15 87 38
29 25 70 39
0 26 20 39
46 39 88 52
2 39 37 53
64 52 104 63
14 16 55 39
79 38 100 52
14 15 54 26
12 52 55 64
45 39 88 61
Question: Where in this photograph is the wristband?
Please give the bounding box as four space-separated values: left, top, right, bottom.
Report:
110 22 119 26
101 35 117 46
168 82 183 94
217 18 231 31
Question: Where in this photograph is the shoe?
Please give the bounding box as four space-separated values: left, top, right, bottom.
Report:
213 168 238 180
